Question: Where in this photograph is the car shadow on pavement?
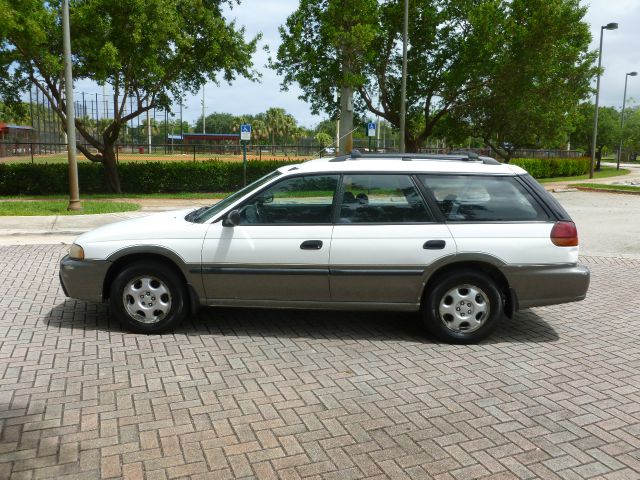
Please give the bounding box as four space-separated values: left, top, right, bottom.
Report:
44 300 558 344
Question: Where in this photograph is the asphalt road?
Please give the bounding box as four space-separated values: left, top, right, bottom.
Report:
553 190 640 259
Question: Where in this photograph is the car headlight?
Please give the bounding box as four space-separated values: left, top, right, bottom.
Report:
69 243 85 260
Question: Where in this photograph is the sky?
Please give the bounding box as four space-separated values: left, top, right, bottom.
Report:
75 0 640 129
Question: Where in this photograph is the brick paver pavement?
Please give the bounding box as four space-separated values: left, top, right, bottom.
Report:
1 245 639 479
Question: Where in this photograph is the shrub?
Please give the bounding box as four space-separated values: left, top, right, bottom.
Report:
0 160 296 195
510 157 590 179
0 156 592 195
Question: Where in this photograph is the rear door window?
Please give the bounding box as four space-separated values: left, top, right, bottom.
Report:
419 175 550 222
339 174 434 223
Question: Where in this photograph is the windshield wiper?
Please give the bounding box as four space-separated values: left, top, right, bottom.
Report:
185 206 209 223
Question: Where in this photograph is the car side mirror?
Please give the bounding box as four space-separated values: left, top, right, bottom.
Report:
222 209 241 227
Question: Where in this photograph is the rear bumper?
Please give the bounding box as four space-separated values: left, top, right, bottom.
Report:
59 255 110 303
501 263 590 309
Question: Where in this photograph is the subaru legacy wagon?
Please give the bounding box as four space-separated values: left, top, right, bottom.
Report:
60 151 590 343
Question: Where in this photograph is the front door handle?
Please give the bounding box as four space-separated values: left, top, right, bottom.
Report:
300 240 323 250
423 240 446 250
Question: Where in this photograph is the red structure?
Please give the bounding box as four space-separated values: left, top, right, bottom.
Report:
0 123 35 157
181 133 240 145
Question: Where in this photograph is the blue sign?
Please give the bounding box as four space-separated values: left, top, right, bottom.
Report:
367 122 376 137
240 124 251 141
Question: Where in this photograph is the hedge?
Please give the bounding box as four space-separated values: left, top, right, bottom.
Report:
0 160 296 195
510 157 590 179
0 157 590 195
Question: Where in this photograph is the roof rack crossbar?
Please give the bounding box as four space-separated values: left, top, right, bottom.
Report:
329 149 500 165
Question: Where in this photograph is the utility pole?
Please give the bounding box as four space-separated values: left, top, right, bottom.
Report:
202 85 206 134
62 0 81 211
146 108 151 153
399 0 409 153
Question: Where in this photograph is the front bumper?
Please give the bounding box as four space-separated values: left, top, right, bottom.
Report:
59 255 111 303
501 263 590 309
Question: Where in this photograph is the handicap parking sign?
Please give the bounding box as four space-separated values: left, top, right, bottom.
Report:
240 124 251 141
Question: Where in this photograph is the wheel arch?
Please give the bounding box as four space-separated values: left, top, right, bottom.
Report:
102 247 200 312
421 257 516 317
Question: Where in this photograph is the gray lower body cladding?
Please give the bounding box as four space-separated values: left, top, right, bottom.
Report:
60 255 590 313
500 263 590 309
59 255 111 303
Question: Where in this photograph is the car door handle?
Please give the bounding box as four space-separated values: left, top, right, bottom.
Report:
423 240 446 250
300 240 323 250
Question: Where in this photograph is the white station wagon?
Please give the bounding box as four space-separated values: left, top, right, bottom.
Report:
59 151 590 343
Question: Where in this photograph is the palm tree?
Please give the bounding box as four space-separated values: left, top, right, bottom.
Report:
265 107 288 149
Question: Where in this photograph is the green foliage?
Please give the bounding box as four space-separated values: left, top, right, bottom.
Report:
273 0 379 118
0 101 31 124
314 132 333 148
467 0 596 160
510 157 590 178
0 0 258 191
275 0 595 154
194 112 236 135
569 103 620 157
0 157 595 195
0 160 296 195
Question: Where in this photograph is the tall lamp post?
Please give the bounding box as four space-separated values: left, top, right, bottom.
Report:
617 71 637 169
590 22 618 179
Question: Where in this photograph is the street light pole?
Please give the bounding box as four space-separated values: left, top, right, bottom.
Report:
617 71 637 169
590 22 618 179
399 0 408 153
62 0 81 210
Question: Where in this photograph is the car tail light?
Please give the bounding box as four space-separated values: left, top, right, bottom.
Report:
550 221 579 247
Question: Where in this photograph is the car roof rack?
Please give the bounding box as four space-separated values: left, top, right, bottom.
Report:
329 149 500 165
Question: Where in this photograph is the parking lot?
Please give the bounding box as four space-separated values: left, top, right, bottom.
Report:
1 242 639 479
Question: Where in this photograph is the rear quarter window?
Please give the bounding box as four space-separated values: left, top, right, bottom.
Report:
419 174 551 222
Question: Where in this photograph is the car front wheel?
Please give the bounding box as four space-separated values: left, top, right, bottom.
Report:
109 261 188 334
423 270 504 344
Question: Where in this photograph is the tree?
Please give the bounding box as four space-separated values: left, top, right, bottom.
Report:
315 132 333 148
0 0 258 192
273 0 379 154
0 102 31 124
622 105 640 159
569 103 620 168
274 0 594 155
194 112 236 134
462 0 595 161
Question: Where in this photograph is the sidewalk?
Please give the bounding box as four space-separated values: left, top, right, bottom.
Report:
0 198 210 245
543 161 640 190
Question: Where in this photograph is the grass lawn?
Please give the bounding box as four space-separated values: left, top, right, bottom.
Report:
572 183 640 193
0 192 226 200
538 166 630 183
0 200 141 216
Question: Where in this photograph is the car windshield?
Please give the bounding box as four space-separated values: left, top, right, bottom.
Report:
186 171 282 223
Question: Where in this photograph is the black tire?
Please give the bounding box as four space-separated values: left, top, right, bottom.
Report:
422 270 504 344
109 261 189 334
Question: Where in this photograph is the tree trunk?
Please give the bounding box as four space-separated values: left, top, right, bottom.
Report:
405 135 420 153
596 148 602 171
339 85 353 155
102 144 122 193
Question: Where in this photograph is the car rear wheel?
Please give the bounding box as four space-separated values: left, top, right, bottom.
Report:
109 261 188 334
423 270 503 343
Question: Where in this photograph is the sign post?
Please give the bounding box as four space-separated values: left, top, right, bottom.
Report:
367 122 376 152
240 124 251 186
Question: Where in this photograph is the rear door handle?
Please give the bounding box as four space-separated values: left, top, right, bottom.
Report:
423 240 446 250
300 240 323 250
